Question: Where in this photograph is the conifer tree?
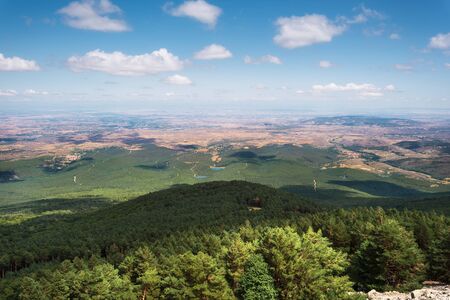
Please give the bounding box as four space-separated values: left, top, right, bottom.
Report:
238 254 277 300
260 227 354 299
162 251 234 299
138 268 161 300
429 227 450 282
18 277 44 300
352 218 425 291
226 236 255 292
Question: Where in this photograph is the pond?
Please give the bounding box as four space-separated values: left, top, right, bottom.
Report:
210 166 226 171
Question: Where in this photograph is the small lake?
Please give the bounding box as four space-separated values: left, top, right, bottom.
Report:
210 166 226 171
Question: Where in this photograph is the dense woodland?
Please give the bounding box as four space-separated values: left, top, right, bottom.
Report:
0 181 449 299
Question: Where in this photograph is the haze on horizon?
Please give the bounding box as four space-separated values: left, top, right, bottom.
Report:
0 0 449 114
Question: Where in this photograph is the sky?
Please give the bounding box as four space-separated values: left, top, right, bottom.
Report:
0 0 450 114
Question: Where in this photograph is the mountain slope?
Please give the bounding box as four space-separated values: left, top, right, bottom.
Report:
0 181 320 274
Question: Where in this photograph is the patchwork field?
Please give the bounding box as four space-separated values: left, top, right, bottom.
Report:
1 113 450 216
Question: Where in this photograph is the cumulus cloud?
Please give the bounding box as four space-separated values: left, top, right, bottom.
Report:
319 60 333 68
194 44 232 60
274 15 346 48
166 0 221 27
273 5 384 49
312 82 395 97
295 90 305 94
164 74 193 85
58 0 130 32
445 63 450 69
261 55 282 64
389 33 400 40
244 54 282 65
0 89 18 97
395 64 413 71
428 33 450 50
0 53 40 71
67 49 184 75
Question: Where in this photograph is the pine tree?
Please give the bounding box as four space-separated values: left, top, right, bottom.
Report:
162 251 234 299
238 254 277 300
226 236 255 292
138 268 161 300
260 227 354 299
352 218 425 291
429 227 450 282
119 245 159 283
18 277 44 300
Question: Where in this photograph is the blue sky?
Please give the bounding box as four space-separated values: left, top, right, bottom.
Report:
0 0 449 114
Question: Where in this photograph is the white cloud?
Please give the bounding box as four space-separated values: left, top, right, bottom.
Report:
319 60 333 68
67 48 184 75
347 5 384 24
274 15 346 48
295 90 305 94
23 89 49 96
0 89 54 97
261 55 282 64
0 53 40 71
428 33 450 50
165 92 175 97
312 82 395 98
389 33 400 40
313 82 377 92
58 0 130 32
244 54 282 65
0 89 18 97
166 0 221 27
384 84 396 91
194 44 232 60
164 74 193 85
395 64 413 71
445 63 450 69
360 91 383 97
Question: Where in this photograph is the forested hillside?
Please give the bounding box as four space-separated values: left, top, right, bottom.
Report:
0 181 449 299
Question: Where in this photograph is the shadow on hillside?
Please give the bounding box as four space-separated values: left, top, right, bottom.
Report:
327 180 425 197
281 183 450 215
281 185 359 201
135 162 169 170
0 196 116 215
226 150 278 165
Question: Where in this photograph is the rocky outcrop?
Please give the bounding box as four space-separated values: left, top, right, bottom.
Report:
367 285 450 300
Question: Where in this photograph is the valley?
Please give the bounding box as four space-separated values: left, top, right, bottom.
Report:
1 113 449 211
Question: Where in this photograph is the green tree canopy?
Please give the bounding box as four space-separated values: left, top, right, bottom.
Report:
238 254 277 300
162 251 234 299
260 226 354 300
352 218 425 291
